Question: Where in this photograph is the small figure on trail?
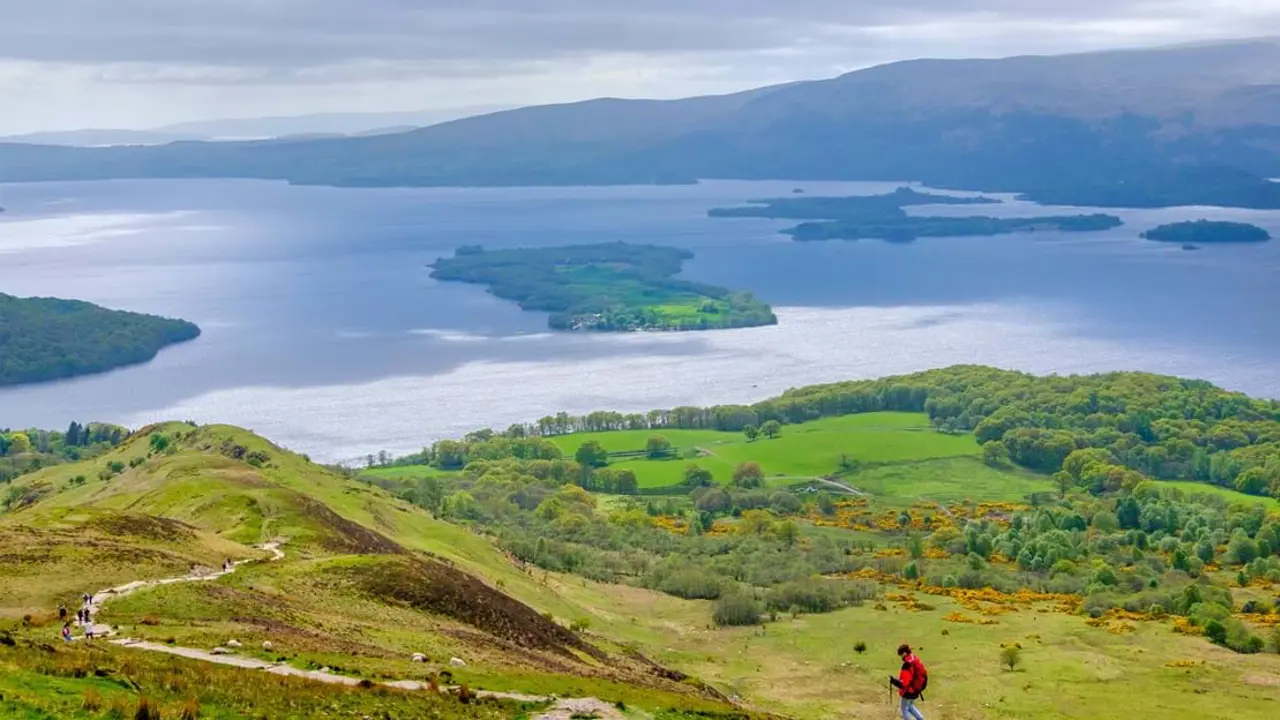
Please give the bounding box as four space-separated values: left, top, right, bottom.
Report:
75 608 84 625
61 623 72 642
82 592 90 607
85 623 95 641
58 605 67 622
223 558 232 572
889 643 928 720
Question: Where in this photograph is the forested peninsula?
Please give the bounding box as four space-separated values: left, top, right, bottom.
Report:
429 243 777 332
709 187 1123 242
1142 220 1272 244
0 294 200 386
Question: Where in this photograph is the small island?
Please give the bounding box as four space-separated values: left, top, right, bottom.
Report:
709 187 1123 242
430 243 777 332
1141 220 1272 244
0 294 200 386
787 213 1123 242
709 187 1000 221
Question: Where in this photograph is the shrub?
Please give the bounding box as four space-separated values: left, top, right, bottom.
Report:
1226 619 1265 654
713 591 762 627
766 579 842 614
841 580 879 605
657 569 721 600
1000 644 1022 671
82 688 103 712
769 492 802 514
854 641 867 654
732 462 765 489
1204 620 1228 646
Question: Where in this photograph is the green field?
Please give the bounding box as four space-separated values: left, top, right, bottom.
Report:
841 457 1054 503
1154 480 1280 511
546 412 980 489
360 464 458 482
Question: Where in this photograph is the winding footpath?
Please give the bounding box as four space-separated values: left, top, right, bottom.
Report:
80 541 620 719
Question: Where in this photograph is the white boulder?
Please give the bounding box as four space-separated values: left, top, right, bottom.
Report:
412 653 427 663
226 639 242 649
449 657 466 668
262 641 274 651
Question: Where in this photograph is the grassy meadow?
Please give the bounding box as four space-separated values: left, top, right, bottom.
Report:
535 412 984 490
545 573 1280 720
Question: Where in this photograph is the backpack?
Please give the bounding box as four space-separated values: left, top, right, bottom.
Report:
907 655 929 696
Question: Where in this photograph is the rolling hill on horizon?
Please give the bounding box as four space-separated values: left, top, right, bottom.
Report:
5 39 1280 206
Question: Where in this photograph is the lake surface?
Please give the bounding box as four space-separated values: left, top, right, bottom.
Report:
1 179 1278 462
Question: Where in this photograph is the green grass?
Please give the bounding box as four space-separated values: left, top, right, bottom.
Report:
360 464 459 482
839 457 1054 503
363 413 982 491
1152 480 1280 511
546 413 977 488
550 574 1280 720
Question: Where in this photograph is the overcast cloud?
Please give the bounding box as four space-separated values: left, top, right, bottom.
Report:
2 0 1279 133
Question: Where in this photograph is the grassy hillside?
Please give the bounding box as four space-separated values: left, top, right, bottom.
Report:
0 423 746 717
4 393 1280 719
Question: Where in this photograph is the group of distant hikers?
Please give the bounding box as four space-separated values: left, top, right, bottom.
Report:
58 592 98 643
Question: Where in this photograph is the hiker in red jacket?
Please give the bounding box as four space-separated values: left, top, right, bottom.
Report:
889 644 927 720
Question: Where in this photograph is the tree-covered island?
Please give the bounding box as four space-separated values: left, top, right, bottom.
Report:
1141 220 1272 244
709 186 1123 242
0 294 200 386
429 243 777 332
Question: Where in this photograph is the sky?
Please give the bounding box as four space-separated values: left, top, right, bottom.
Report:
2 1 1280 134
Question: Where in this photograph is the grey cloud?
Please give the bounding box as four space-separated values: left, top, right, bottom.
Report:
0 0 1261 69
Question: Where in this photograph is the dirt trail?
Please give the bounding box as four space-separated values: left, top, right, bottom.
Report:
83 540 613 716
77 542 281 639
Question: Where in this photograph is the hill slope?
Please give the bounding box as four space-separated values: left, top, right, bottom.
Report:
4 40 1280 205
0 424 732 713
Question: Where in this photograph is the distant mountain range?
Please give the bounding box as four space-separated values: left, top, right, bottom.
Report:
0 106 509 146
5 40 1280 207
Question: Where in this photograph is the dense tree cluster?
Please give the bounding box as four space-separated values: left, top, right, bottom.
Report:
435 367 1280 498
0 293 200 385
939 483 1280 653
1 421 127 483
429 243 776 332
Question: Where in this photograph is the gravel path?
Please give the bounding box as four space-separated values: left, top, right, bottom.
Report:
84 540 612 714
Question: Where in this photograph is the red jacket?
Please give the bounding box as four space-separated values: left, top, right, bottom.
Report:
898 654 923 698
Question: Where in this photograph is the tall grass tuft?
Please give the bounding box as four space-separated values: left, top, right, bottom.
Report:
134 696 161 720
82 687 103 711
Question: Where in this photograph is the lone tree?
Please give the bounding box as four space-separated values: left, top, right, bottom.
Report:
732 461 765 489
683 464 714 488
5 432 31 456
743 424 760 442
761 420 782 439
575 440 610 468
645 435 673 459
